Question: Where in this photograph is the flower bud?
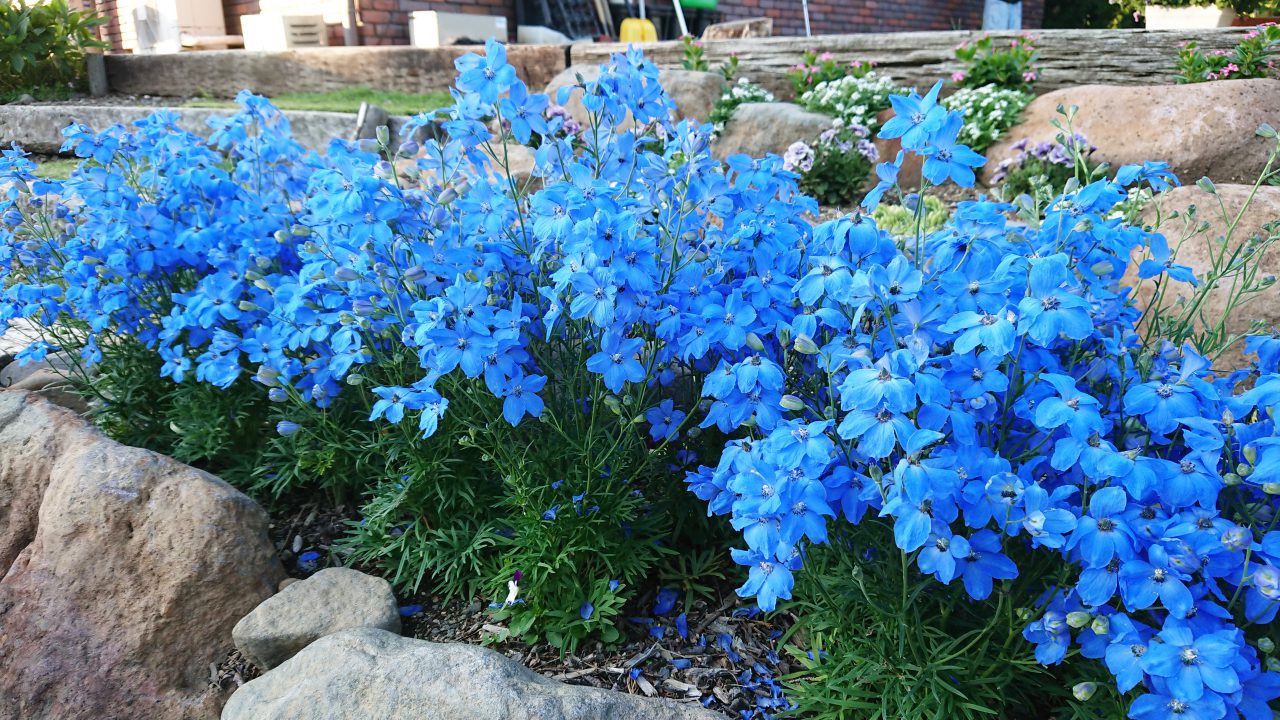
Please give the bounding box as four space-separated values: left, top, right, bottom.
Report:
1263 483 1280 495
745 332 765 352
1090 615 1110 636
1072 683 1096 702
345 373 364 386
603 396 623 416
268 387 288 402
793 334 820 355
375 125 390 146
1066 611 1092 629
1259 637 1276 654
1246 445 1259 464
780 394 806 412
1238 462 1253 477
1196 177 1217 195
276 420 300 436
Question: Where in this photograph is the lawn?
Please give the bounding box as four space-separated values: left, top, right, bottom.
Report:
33 158 80 180
186 86 453 116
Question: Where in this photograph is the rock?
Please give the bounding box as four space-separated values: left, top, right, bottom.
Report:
223 628 720 720
986 79 1280 186
713 102 835 160
701 17 773 40
0 391 284 719
353 102 390 141
872 107 925 191
545 65 725 126
1131 183 1280 369
233 567 400 671
10 94 34 106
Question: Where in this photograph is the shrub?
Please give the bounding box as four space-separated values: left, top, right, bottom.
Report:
1115 0 1267 14
990 133 1098 201
786 49 877 96
953 34 1040 92
941 83 1033 154
871 195 949 239
1176 23 1280 83
783 126 878 208
798 72 899 132
0 0 107 101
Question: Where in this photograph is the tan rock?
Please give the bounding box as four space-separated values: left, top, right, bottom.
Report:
1131 183 1280 369
233 567 400 671
987 79 1280 186
713 102 834 160
0 391 284 719
223 628 722 720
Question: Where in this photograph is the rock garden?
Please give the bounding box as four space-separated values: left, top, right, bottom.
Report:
8 9 1280 720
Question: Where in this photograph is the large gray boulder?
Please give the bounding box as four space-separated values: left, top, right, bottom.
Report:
987 79 1280 185
233 567 401 670
0 391 284 719
222 628 720 720
713 102 835 160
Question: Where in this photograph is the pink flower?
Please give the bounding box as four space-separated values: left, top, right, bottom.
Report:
1246 30 1260 39
1023 71 1037 82
952 70 967 82
1224 63 1240 75
819 52 834 61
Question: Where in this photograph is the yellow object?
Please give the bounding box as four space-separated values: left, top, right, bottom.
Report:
619 17 657 42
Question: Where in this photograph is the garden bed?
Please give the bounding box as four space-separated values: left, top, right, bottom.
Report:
5 32 1280 720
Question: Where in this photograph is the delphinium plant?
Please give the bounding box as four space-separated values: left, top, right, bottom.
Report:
0 101 309 482
682 80 1280 717
0 42 816 654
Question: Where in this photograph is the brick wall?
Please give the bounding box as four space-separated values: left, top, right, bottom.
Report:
98 0 1043 52
705 0 1045 36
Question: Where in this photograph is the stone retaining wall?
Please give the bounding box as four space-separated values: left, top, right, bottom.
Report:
103 44 568 98
98 28 1252 101
571 28 1255 100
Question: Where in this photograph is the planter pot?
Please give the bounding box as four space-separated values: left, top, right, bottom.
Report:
1233 15 1280 25
1144 4 1238 29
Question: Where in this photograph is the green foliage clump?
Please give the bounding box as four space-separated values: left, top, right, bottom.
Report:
786 49 878 97
871 196 949 240
782 529 1123 720
954 35 1039 93
1176 23 1280 83
0 0 106 102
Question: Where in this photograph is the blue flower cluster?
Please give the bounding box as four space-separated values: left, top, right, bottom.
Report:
683 85 1280 717
3 41 1280 718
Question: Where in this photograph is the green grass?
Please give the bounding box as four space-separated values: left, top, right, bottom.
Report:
34 158 80 180
186 86 452 116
